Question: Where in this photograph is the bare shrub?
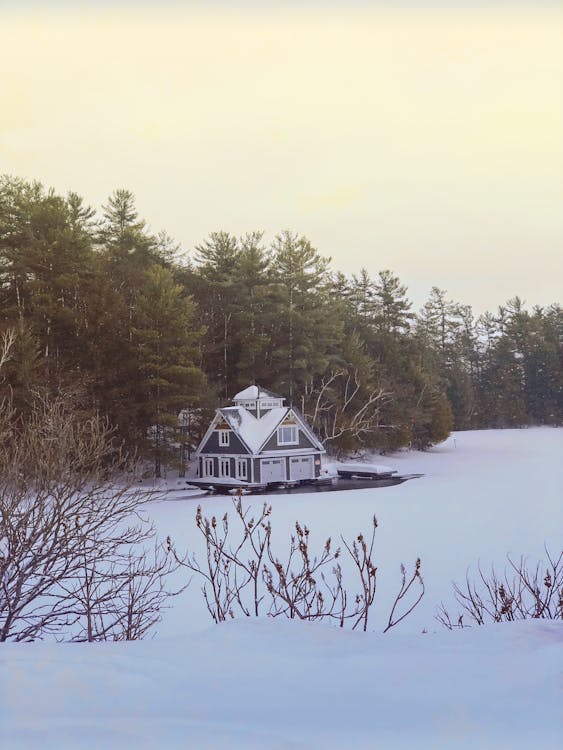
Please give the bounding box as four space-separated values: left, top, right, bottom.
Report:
303 368 393 452
263 520 346 624
436 548 563 629
170 498 424 633
383 558 424 633
0 391 182 642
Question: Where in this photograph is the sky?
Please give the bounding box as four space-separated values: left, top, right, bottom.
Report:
1 1 561 314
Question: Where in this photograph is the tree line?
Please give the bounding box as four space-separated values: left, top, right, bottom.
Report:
0 175 561 468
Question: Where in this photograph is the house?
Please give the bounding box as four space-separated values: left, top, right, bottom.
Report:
194 385 326 485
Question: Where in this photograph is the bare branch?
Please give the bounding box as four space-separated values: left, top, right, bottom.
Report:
435 549 563 629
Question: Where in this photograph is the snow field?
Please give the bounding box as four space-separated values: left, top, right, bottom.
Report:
1 427 561 749
152 427 562 637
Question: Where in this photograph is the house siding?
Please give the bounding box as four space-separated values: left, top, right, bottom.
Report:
194 389 325 486
199 456 253 481
261 427 315 452
253 458 262 483
200 431 249 455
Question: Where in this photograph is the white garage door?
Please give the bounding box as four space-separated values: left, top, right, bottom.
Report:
261 458 286 483
289 456 314 481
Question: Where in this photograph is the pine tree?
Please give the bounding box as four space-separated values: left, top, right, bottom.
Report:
192 231 241 398
269 231 343 404
229 232 275 390
373 270 414 335
0 176 99 386
132 265 205 476
0 319 43 416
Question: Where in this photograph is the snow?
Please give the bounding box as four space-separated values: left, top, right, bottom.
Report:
2 427 562 749
221 405 289 453
188 475 249 486
232 384 281 401
2 619 561 749
328 461 396 475
220 405 324 454
232 384 260 399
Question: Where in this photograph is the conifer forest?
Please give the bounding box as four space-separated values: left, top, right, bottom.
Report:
1 176 561 468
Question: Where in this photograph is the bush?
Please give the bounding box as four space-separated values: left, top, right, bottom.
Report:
0 334 181 642
436 548 562 629
170 496 424 633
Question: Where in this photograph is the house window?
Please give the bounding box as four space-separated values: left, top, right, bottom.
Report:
260 400 281 409
203 458 214 476
220 458 230 477
236 459 248 480
218 430 230 447
278 425 298 445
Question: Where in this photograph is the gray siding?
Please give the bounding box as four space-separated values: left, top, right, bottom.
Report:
200 456 251 480
200 430 249 455
253 458 261 483
262 426 315 452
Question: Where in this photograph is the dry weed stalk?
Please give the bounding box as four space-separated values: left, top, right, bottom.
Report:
171 499 424 633
0 390 182 641
436 548 562 629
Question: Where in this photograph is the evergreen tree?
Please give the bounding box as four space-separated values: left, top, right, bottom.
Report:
132 265 205 475
229 232 276 390
0 319 43 415
191 231 241 398
0 176 99 386
416 288 478 430
269 231 343 403
373 270 414 335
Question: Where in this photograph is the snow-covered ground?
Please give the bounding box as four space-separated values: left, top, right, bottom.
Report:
2 428 562 749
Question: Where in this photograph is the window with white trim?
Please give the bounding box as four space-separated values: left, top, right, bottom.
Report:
203 458 214 476
236 459 248 480
260 399 282 409
237 400 256 409
219 458 230 477
277 425 298 445
218 430 230 446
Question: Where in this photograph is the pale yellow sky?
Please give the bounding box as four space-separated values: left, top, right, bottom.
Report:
1 5 561 312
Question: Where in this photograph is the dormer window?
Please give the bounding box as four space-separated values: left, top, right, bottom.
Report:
218 430 230 446
278 425 298 445
260 399 283 409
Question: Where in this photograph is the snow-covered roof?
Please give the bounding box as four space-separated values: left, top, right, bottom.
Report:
220 406 288 453
232 385 282 401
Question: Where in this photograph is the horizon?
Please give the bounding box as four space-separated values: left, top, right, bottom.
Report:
1 2 561 314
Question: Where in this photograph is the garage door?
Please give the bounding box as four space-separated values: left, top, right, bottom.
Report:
260 458 286 483
289 456 314 481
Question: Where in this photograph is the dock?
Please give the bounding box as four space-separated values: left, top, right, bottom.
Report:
185 478 267 494
337 466 397 479
185 476 335 494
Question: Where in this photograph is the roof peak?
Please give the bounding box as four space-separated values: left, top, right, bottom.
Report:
232 384 283 401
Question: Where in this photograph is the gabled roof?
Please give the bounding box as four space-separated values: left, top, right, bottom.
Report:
286 406 325 452
195 405 325 456
232 384 283 401
219 406 288 453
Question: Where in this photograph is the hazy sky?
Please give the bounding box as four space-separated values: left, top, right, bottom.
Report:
1 1 561 313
